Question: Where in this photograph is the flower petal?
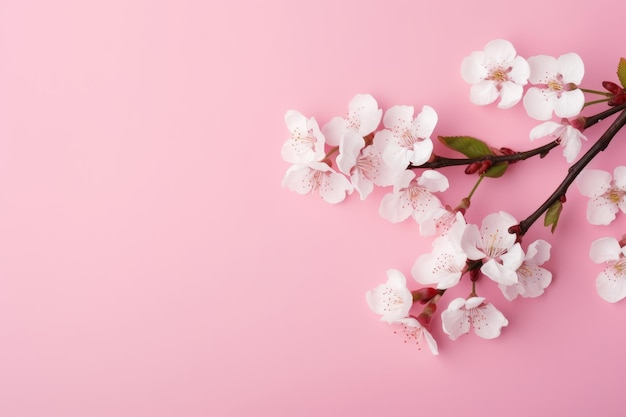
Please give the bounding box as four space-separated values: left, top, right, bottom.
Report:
525 239 552 265
469 80 499 106
461 223 488 260
409 138 434 166
529 121 563 141
471 303 508 339
417 170 449 193
508 56 530 84
554 89 584 118
557 52 584 84
349 93 383 136
523 87 558 120
587 196 619 225
596 266 626 303
383 105 414 131
461 51 488 84
441 298 470 341
379 192 412 223
414 105 438 139
481 258 519 285
576 169 612 197
497 82 524 109
614 166 626 190
589 237 622 263
483 39 517 65
561 127 583 163
336 131 365 175
528 55 558 84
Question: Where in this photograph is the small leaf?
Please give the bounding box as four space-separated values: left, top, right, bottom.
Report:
482 163 508 178
618 58 626 89
438 136 493 158
544 200 563 233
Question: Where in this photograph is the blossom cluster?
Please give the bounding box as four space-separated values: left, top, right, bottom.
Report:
280 38 626 354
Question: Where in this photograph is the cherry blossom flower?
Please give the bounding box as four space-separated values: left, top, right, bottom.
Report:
523 53 585 120
576 166 626 225
589 237 626 303
395 317 439 355
374 105 437 171
461 211 524 285
441 297 509 340
322 93 383 146
281 161 353 204
461 39 530 109
499 240 553 301
281 110 326 164
366 269 414 323
412 214 467 289
336 130 403 200
529 119 587 163
379 170 449 235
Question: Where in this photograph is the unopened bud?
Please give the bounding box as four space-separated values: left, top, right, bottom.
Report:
457 197 471 211
508 224 522 236
609 93 626 106
477 160 493 175
416 312 432 327
603 81 622 95
559 194 567 203
567 116 586 131
470 268 480 282
465 161 481 175
412 287 440 304
421 302 437 317
619 234 626 248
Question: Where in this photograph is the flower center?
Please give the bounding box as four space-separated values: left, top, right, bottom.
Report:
468 306 488 331
308 169 326 192
400 129 418 148
295 128 318 145
614 258 626 274
394 322 425 348
608 189 625 204
355 154 378 180
382 288 406 312
407 184 426 202
488 67 510 83
548 79 564 93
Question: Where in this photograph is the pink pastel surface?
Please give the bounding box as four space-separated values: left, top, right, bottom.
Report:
2 0 626 416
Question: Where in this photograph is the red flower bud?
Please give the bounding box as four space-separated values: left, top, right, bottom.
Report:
412 287 440 304
477 160 493 175
603 81 622 95
470 268 480 282
465 161 481 175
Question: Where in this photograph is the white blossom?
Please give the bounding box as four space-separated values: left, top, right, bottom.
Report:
461 39 530 108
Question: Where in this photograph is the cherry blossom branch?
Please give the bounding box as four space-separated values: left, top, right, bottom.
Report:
513 108 626 236
583 101 626 128
408 103 626 171
409 141 559 170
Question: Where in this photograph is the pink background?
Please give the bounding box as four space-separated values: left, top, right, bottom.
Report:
2 0 626 416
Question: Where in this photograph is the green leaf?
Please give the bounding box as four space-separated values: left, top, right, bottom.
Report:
482 163 508 178
618 58 626 89
438 136 493 158
544 200 563 233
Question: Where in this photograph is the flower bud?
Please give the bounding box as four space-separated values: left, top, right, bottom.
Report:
465 161 481 175
412 287 439 304
567 116 586 131
508 224 522 236
469 267 480 282
477 160 493 175
603 81 622 95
